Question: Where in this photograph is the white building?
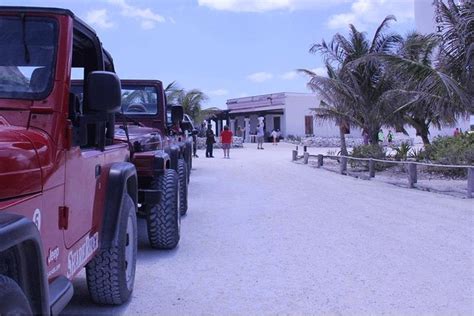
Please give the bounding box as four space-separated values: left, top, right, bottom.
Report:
226 92 322 139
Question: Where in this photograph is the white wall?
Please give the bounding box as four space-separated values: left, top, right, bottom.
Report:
283 94 319 136
415 0 436 34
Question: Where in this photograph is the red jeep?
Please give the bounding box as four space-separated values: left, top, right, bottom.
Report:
72 79 194 249
110 80 193 249
0 7 138 314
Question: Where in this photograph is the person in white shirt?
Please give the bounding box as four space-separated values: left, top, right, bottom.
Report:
271 129 278 145
256 123 264 149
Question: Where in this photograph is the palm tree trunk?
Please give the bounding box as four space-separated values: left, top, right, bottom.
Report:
339 126 348 156
412 119 431 146
370 130 379 145
419 126 430 146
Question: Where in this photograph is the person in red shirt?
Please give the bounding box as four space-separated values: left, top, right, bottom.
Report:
220 125 233 159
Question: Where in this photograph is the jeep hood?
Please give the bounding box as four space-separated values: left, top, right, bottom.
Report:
0 126 42 200
115 125 163 151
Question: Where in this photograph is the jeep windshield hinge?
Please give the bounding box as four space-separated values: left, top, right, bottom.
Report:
59 206 69 230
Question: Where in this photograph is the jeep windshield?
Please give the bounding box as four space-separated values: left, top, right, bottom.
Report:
121 85 159 116
0 16 57 100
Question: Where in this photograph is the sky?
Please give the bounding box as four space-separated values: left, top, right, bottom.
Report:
11 0 420 108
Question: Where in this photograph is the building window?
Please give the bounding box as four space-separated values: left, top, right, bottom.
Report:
305 115 313 135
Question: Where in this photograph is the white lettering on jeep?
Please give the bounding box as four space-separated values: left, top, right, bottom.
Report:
47 247 60 265
67 232 99 278
32 208 41 231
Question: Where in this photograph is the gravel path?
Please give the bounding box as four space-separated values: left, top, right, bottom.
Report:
63 143 473 315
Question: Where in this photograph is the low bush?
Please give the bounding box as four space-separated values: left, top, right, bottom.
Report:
424 133 474 177
426 133 474 165
350 144 387 171
393 142 412 161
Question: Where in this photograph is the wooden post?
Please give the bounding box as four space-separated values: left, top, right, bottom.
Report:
303 152 309 164
292 150 298 161
408 163 417 188
303 145 307 152
317 154 323 168
369 159 375 178
467 167 474 198
340 156 347 174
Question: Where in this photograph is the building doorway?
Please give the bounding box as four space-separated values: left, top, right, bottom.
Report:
273 116 281 131
305 115 313 135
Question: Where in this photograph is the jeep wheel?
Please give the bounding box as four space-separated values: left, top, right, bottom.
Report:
0 275 32 315
86 194 137 305
147 169 180 249
178 159 188 216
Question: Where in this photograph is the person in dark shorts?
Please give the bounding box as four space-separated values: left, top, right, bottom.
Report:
192 132 198 158
205 125 215 158
220 125 233 158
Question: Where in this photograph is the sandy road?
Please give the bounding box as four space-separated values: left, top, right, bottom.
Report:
63 142 473 315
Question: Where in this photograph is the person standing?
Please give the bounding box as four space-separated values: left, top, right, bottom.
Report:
271 129 278 145
220 125 233 158
362 129 369 145
236 126 242 137
256 123 264 149
192 132 199 158
387 130 393 145
378 129 384 145
205 125 215 158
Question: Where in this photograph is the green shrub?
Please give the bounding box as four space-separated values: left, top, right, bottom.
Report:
424 133 474 177
351 144 386 159
350 144 387 170
393 142 412 161
409 148 428 162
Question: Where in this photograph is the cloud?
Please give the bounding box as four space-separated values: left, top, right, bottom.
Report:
247 72 273 83
198 0 346 13
208 89 229 96
327 0 414 30
85 9 114 29
279 71 299 80
108 0 166 29
312 67 327 77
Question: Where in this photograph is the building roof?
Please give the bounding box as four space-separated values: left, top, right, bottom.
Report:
226 92 317 112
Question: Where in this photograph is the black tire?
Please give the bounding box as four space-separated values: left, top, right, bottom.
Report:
86 194 137 305
0 275 32 315
147 169 180 249
178 159 188 216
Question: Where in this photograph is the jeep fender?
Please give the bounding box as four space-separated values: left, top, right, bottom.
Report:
0 213 48 315
101 162 138 249
165 145 180 171
153 150 170 172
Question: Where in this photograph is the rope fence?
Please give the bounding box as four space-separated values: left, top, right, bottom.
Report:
291 146 474 199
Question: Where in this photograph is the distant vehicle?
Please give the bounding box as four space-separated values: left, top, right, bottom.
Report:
0 7 138 314
72 79 194 249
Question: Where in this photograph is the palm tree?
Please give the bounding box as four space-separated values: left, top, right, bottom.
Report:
372 35 471 145
300 64 354 155
177 89 208 122
301 16 402 145
164 81 208 122
393 32 442 145
436 0 474 90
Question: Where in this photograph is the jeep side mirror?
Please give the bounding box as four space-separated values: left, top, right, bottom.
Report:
171 105 184 124
87 71 121 113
